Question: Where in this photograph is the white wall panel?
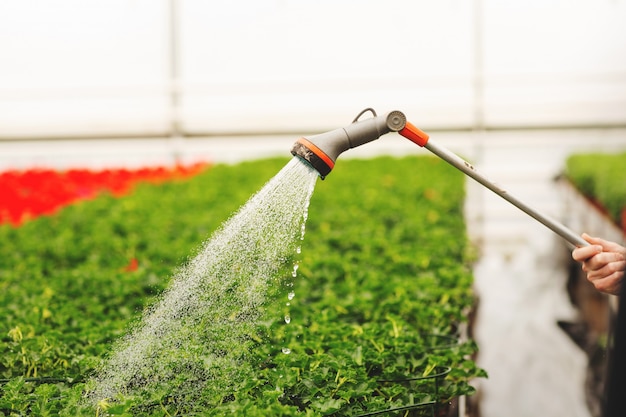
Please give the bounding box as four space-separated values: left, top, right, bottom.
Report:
0 0 625 138
0 0 169 138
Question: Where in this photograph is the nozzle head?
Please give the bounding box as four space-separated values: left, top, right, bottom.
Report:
290 109 407 179
291 138 334 179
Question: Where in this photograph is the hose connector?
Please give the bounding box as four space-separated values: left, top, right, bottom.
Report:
290 109 406 178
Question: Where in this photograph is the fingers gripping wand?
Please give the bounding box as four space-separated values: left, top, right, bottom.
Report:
397 121 589 248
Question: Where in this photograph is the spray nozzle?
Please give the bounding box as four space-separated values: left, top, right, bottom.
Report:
290 108 407 179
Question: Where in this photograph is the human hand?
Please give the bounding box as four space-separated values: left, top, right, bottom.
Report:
572 233 626 295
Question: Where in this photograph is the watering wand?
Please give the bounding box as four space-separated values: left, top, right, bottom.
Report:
290 108 407 178
290 108 588 248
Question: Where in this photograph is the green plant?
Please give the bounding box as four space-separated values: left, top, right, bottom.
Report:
565 152 626 227
0 156 485 416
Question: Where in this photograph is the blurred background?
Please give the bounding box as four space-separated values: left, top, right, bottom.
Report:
1 1 626 417
1 0 625 168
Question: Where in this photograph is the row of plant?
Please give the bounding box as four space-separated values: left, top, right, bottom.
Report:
0 163 207 226
565 152 626 230
0 156 485 416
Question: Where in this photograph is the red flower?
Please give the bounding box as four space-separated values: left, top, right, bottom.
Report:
123 258 139 272
0 162 209 226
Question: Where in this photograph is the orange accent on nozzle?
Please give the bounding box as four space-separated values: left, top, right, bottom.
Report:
297 138 335 171
399 122 430 147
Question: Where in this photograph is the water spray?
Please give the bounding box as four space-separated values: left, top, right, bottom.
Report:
291 108 588 247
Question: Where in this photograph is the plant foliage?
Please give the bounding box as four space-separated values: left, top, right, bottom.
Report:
565 152 626 228
0 156 485 416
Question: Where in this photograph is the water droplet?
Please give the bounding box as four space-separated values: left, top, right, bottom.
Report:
284 315 291 324
86 157 318 409
288 291 295 300
291 264 299 278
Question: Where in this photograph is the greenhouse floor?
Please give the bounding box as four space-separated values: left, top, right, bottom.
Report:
2 127 626 417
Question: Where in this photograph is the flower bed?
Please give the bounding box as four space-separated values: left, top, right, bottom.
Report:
565 152 626 233
0 156 484 416
0 163 207 226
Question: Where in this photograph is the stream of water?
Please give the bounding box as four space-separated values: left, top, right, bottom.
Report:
85 157 318 409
